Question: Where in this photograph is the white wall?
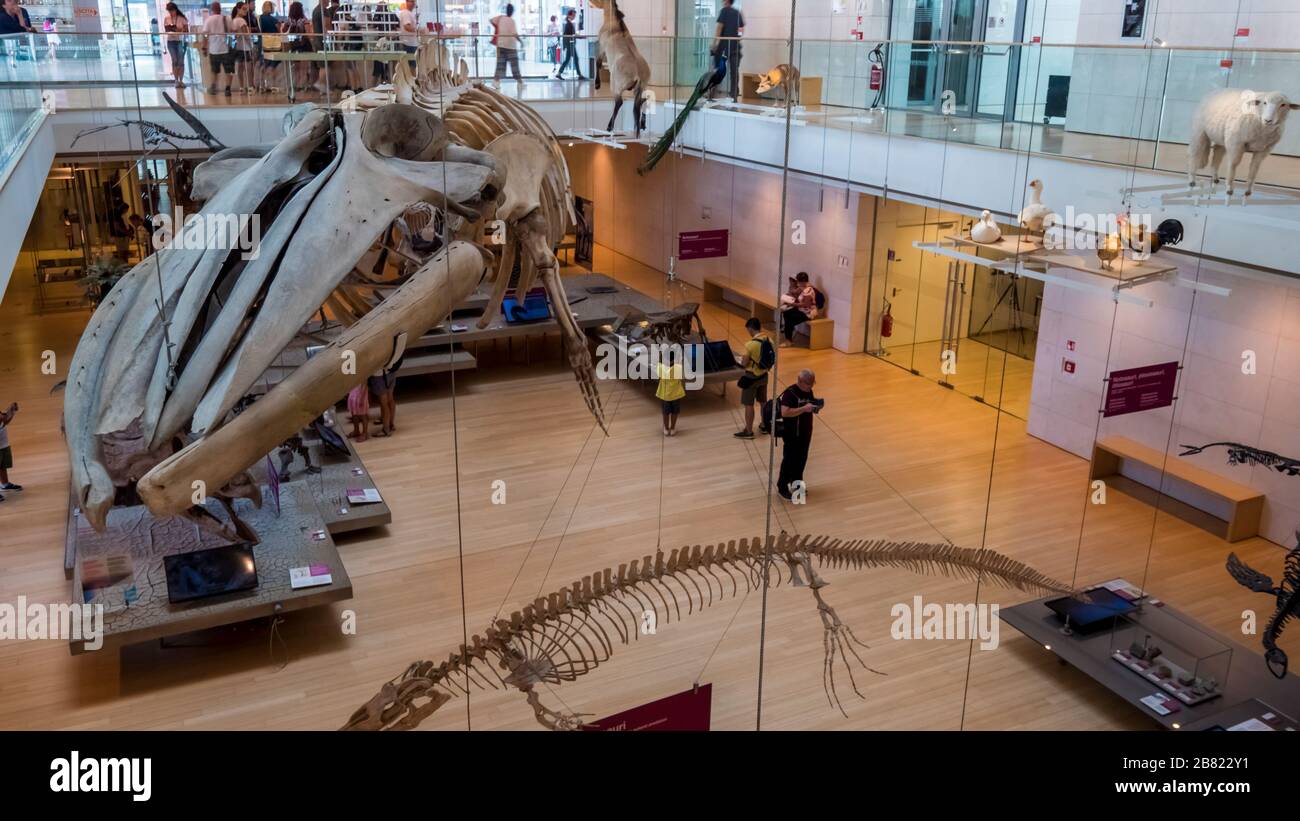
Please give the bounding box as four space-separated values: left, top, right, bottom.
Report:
1027 255 1300 548
565 141 870 351
1067 0 1300 154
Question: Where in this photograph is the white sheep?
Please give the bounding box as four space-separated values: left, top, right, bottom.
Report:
1187 88 1298 196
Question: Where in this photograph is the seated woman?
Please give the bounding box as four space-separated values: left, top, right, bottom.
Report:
780 271 818 347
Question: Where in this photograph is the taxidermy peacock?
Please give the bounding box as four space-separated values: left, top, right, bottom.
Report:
637 55 728 175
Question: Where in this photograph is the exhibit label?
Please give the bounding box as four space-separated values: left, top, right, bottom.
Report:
583 684 712 731
678 229 729 261
1102 361 1178 418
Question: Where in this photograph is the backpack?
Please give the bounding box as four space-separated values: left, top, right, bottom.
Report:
756 336 776 371
759 398 783 438
813 288 826 311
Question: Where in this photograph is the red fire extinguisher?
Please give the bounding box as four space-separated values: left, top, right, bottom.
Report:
869 63 882 91
880 300 894 338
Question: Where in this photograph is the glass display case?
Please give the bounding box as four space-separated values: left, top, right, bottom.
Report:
1110 605 1233 706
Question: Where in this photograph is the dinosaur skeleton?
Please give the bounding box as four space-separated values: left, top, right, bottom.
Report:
64 44 604 543
610 302 708 345
1226 534 1300 678
343 533 1071 730
1179 442 1300 477
1181 441 1299 676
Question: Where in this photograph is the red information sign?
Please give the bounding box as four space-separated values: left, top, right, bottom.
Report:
678 229 729 261
582 684 712 731
1102 361 1179 418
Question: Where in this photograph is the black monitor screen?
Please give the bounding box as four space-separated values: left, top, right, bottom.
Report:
164 544 259 604
1045 587 1137 630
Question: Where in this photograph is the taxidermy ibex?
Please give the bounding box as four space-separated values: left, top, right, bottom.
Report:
343 533 1072 730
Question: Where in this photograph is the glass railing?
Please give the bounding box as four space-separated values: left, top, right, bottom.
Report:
0 34 47 179
4 31 1298 190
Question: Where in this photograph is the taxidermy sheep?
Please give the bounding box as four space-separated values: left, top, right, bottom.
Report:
1188 88 1298 197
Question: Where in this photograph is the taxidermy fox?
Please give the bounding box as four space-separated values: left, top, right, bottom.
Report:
755 63 801 106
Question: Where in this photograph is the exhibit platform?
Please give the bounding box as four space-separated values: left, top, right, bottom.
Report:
69 482 353 654
1002 584 1300 731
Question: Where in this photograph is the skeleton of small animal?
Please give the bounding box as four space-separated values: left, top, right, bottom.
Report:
754 63 801 106
64 44 604 544
343 532 1072 730
588 0 651 137
610 302 708 345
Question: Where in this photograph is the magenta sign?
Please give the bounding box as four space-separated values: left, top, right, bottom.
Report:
1103 361 1180 418
678 229 729 260
582 684 712 731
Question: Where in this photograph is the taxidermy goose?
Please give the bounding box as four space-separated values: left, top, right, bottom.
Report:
970 210 1002 244
1018 179 1051 233
1096 232 1123 271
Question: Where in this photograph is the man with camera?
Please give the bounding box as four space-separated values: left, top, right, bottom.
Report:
777 369 820 501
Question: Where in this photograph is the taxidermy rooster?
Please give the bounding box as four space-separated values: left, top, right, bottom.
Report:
1118 215 1184 256
637 54 728 175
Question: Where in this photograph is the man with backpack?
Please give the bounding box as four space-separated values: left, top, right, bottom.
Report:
776 368 820 501
733 316 775 439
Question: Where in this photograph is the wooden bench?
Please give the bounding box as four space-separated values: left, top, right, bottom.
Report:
1089 435 1264 542
701 276 781 324
799 317 834 350
397 349 477 377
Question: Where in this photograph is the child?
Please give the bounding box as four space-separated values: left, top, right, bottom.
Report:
346 384 370 442
0 402 20 501
655 348 686 437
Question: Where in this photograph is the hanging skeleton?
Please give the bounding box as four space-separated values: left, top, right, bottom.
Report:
1226 536 1300 678
64 44 604 545
343 533 1072 730
1179 442 1300 477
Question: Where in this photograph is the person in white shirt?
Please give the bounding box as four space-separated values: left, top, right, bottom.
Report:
397 0 419 60
201 2 235 96
491 3 521 84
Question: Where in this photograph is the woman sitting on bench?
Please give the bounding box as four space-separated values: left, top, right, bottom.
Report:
779 271 819 347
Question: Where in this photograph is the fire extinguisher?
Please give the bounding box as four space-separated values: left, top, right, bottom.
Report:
867 43 885 109
880 300 894 338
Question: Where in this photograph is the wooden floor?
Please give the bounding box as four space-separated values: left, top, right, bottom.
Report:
0 245 1294 731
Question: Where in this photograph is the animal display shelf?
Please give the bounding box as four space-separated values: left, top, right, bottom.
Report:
64 44 604 546
343 533 1072 730
589 0 651 138
1182 441 1300 676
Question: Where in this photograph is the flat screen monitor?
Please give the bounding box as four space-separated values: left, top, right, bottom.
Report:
1044 587 1137 631
164 543 259 604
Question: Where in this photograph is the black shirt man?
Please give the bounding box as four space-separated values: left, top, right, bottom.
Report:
714 0 744 99
777 370 818 501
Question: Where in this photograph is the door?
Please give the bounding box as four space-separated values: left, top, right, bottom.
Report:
890 0 1026 119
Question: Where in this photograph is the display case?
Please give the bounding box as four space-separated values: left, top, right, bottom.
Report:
1110 605 1232 706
